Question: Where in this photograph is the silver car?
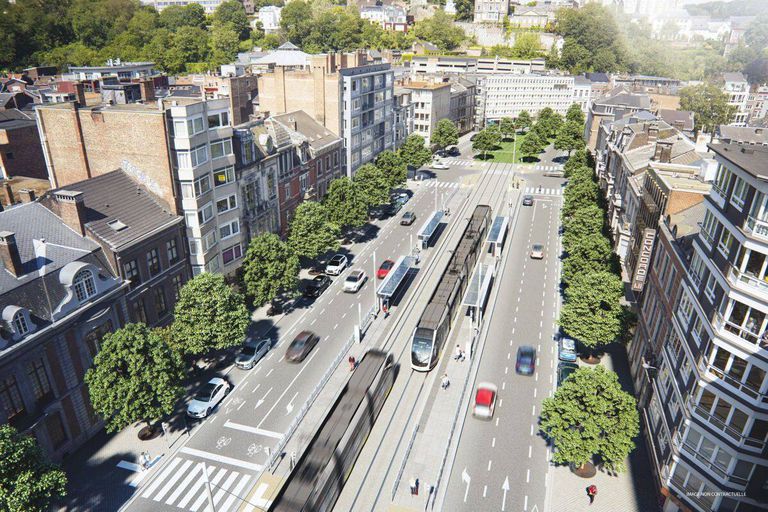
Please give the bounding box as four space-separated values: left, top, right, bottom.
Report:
530 243 544 259
343 269 367 293
187 377 230 418
235 338 270 370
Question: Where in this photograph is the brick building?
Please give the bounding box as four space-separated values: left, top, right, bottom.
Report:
0 109 47 180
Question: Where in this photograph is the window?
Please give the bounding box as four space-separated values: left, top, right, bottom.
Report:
147 248 160 277
219 219 240 240
205 257 220 273
213 166 235 187
12 312 28 336
197 203 214 225
191 145 208 166
181 182 194 199
718 228 735 258
177 145 208 168
713 164 731 196
700 211 718 247
207 111 229 129
167 239 179 264
704 274 717 303
73 270 96 302
26 358 52 404
283 183 291 199
45 412 68 450
172 274 184 299
189 239 201 256
730 176 748 209
210 139 233 159
216 194 237 214
194 175 211 197
188 116 204 135
84 320 112 359
689 252 705 288
155 287 168 317
299 173 308 193
204 230 218 252
222 244 243 264
123 260 141 288
0 376 25 424
676 290 694 328
132 299 147 324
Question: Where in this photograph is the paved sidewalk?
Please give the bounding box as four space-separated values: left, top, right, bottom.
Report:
547 345 660 512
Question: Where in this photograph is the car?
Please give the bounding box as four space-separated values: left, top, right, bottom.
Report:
401 211 416 226
558 336 578 362
343 269 367 293
395 193 410 205
303 275 331 298
544 169 565 177
557 362 579 386
187 377 230 418
235 338 270 370
472 382 498 419
446 145 460 157
515 345 536 375
325 254 348 276
377 259 395 279
414 170 432 181
285 331 320 363
388 201 403 215
530 243 544 259
522 195 534 206
430 160 449 170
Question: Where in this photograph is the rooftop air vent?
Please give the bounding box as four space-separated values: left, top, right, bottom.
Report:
108 219 127 231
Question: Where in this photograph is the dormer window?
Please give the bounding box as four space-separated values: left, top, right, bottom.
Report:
73 269 96 302
12 312 28 336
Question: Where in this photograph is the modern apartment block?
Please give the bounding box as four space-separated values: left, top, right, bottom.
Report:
401 80 451 147
473 0 509 23
481 74 575 124
629 141 768 512
722 72 750 127
393 88 414 149
257 52 395 176
409 55 546 75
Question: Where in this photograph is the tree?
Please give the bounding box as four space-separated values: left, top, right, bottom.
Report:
564 150 590 178
499 117 517 141
85 324 184 432
212 0 250 40
511 32 543 59
555 4 628 73
324 177 368 229
412 10 466 51
242 233 299 307
288 201 340 260
536 107 562 139
519 131 546 161
209 22 241 67
398 134 432 169
566 103 586 126
554 119 586 155
375 150 407 189
354 164 390 208
0 425 67 512
159 3 206 30
472 128 501 160
562 236 613 284
280 0 313 48
559 270 624 350
516 110 533 131
171 273 250 355
745 14 768 51
562 204 604 248
562 177 599 218
539 366 639 472
432 119 459 150
679 83 736 137
455 0 473 21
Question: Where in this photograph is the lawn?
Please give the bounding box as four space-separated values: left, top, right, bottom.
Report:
473 133 540 163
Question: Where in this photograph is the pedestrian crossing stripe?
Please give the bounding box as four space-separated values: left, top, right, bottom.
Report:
524 186 563 196
533 165 565 171
423 181 460 188
443 159 474 166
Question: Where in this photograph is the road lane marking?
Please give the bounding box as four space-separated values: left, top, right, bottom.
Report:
179 447 264 472
492 437 496 448
153 459 193 501
528 446 532 458
310 318 317 325
496 418 499 426
532 405 536 416
530 424 534 436
534 388 537 398
487 460 492 471
285 391 299 415
524 495 529 511
266 368 274 378
502 382 506 391
224 420 283 439
237 400 246 411
526 469 530 483
505 366 508 374
483 485 487 498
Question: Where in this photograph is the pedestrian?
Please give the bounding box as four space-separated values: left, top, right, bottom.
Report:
348 356 356 371
587 484 597 505
290 451 296 470
454 344 463 361
139 451 150 471
441 373 450 390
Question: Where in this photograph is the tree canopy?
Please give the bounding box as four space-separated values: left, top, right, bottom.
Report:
679 83 737 136
499 117 516 141
555 4 629 73
354 164 391 208
412 10 466 51
242 233 299 307
288 201 340 260
324 177 368 230
432 119 459 150
559 270 624 350
375 150 407 189
85 323 184 432
519 131 546 161
472 128 501 159
516 110 533 131
566 103 586 126
554 119 586 155
398 134 433 169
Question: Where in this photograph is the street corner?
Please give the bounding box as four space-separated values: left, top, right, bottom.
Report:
237 472 284 512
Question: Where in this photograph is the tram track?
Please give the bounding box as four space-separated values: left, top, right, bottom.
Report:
342 164 514 512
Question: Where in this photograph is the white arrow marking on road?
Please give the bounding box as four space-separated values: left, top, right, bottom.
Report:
501 476 510 511
462 467 471 503
531 505 539 512
286 391 298 415
255 387 272 410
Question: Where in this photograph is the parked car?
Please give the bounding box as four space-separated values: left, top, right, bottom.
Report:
472 382 498 419
343 269 367 293
325 254 348 276
388 201 403 215
558 336 578 362
285 331 320 363
522 195 534 206
187 377 230 418
515 345 536 375
377 259 395 279
430 160 449 170
557 362 579 386
235 338 270 370
304 275 331 298
446 145 460 157
401 211 416 226
414 170 432 181
530 243 544 259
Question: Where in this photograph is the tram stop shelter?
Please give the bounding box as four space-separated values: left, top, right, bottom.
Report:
486 216 508 257
417 210 444 249
462 262 495 324
376 255 416 313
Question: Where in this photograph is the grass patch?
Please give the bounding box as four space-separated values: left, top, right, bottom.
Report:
474 133 539 163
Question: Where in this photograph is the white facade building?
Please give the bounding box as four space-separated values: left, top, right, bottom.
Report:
402 81 452 147
255 6 282 34
723 72 750 126
360 5 408 31
482 74 575 123
140 0 224 13
473 0 509 23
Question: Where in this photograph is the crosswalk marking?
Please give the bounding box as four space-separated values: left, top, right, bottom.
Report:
219 475 253 511
141 457 182 498
443 158 474 166
212 471 240 506
164 462 202 505
177 464 216 508
190 468 228 511
423 181 460 189
524 186 563 196
155 460 194 502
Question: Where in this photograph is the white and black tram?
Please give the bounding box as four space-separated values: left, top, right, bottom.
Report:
411 205 492 371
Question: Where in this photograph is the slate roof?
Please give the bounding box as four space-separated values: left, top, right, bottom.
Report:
658 109 694 132
271 111 341 152
723 71 747 83
585 72 610 83
717 125 768 145
708 143 768 181
41 169 181 251
0 108 36 131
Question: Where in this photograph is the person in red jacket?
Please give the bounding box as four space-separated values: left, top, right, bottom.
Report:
587 484 598 505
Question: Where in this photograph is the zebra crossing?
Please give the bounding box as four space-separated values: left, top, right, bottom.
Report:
524 186 563 196
441 158 475 167
137 454 257 512
534 164 564 172
422 181 461 189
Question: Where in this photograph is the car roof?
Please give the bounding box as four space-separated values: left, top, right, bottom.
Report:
382 259 394 265
349 269 363 276
208 377 226 386
330 254 344 262
533 243 544 248
475 388 495 406
296 330 314 340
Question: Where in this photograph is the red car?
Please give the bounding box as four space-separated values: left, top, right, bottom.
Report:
377 259 395 279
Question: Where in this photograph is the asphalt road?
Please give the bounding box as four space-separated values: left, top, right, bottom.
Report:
121 176 469 512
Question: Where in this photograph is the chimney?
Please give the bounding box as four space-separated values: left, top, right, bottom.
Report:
648 122 659 142
74 82 86 107
54 190 87 235
654 140 673 163
3 183 15 206
18 188 35 203
0 231 24 277
139 79 155 102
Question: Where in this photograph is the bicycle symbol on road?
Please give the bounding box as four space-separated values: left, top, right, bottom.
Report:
216 436 232 449
247 443 263 458
226 397 244 413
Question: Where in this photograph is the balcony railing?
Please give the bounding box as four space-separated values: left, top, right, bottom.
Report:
669 473 717 511
743 215 768 242
680 443 749 487
690 402 766 451
714 311 768 349
727 265 768 297
698 358 768 406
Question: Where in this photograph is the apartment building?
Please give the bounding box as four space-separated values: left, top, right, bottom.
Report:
0 109 47 180
474 0 509 22
585 86 652 152
450 77 476 135
393 88 414 149
63 60 157 82
409 56 546 75
401 80 451 146
0 202 127 461
360 5 408 31
257 52 395 176
482 74 574 124
257 5 282 34
629 142 768 512
723 72 750 127
573 75 593 114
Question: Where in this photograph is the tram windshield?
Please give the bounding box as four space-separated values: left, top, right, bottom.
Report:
411 328 434 366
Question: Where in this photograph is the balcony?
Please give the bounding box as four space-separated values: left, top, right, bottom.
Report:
698 358 768 407
743 215 768 242
727 265 768 299
679 442 749 487
690 402 766 451
714 311 767 349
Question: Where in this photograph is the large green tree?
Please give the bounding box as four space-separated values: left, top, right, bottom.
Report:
159 3 206 30
0 425 67 512
288 201 340 260
85 323 184 432
510 32 543 59
559 270 624 350
412 10 466 51
540 366 639 472
516 110 533 131
554 119 586 156
375 150 407 189
324 177 368 229
432 119 459 150
566 103 586 126
519 131 546 161
212 0 250 40
536 108 562 139
679 83 737 137
279 0 313 48
562 176 599 218
562 236 613 284
499 117 517 141
171 273 250 355
555 4 628 73
209 22 241 67
472 128 501 160
242 233 299 307
398 134 432 169
562 204 604 248
354 164 390 208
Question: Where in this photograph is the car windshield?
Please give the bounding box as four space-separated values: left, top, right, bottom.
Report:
476 388 494 407
533 244 543 251
291 338 306 348
382 261 394 270
346 272 361 282
195 383 216 401
310 277 325 286
241 345 256 356
519 350 534 363
330 256 343 264
562 339 576 351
